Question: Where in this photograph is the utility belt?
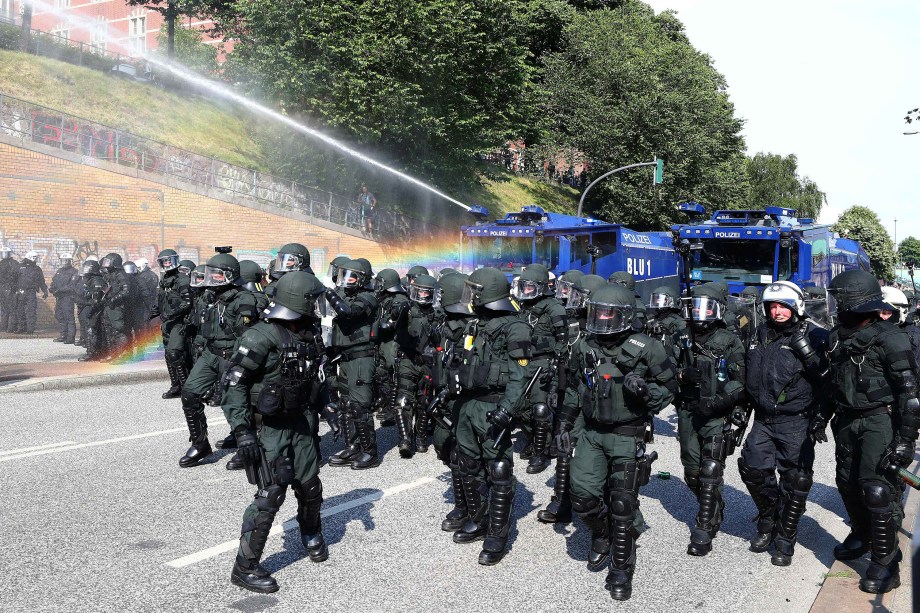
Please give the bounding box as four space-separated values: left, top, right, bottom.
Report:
206 343 234 359
529 356 555 368
585 416 647 436
837 405 891 419
340 348 376 361
753 409 810 424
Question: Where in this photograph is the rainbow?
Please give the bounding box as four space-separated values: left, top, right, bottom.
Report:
108 324 166 366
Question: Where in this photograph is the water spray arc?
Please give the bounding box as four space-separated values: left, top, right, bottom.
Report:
27 0 472 212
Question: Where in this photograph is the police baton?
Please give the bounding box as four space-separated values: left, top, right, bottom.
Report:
880 449 920 491
492 366 543 450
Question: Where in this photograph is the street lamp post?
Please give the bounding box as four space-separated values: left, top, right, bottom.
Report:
576 157 661 218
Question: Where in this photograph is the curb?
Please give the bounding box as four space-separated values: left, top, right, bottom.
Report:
0 367 169 393
810 461 918 613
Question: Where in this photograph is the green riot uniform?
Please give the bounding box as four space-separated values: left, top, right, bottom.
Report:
646 311 687 362
823 270 920 594
675 283 746 557
515 266 568 475
154 249 194 399
565 284 675 601
450 267 531 566
77 262 108 361
180 254 259 468
222 271 329 594
325 259 381 470
99 253 131 356
373 273 409 424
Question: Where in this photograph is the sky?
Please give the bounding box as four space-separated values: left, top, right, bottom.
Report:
644 0 920 245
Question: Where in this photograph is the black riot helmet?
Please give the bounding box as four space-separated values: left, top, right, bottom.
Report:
649 285 679 312
81 259 100 276
374 269 405 295
683 283 726 330
336 259 372 294
435 272 470 315
438 267 458 279
264 270 327 321
178 260 196 276
461 267 519 313
587 285 635 335
409 273 437 305
123 261 138 274
406 265 430 286
271 243 310 280
204 253 241 289
327 256 351 283
157 249 179 272
512 264 549 301
556 269 585 301
567 274 606 313
829 270 892 314
100 252 123 273
239 260 265 293
190 264 207 289
608 271 636 292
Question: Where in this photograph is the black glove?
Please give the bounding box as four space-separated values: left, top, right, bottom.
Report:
809 416 829 444
678 367 702 386
234 428 260 466
486 407 514 440
892 437 916 467
698 394 732 418
623 372 651 403
553 429 573 456
729 406 749 428
321 403 341 440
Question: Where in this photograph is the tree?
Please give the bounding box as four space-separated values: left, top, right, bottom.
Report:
833 205 897 282
898 236 920 267
126 0 182 58
220 0 535 187
155 25 217 74
746 152 825 219
19 0 32 52
540 4 749 230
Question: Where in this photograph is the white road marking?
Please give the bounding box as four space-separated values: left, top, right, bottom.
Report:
0 441 78 455
0 427 187 462
164 475 439 569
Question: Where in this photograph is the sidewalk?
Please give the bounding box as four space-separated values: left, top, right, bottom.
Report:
810 461 919 612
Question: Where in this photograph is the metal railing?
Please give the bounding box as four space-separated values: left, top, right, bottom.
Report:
0 92 442 242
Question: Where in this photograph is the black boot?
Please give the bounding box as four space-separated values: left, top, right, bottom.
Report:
479 475 515 566
179 401 212 468
538 455 573 524
351 414 380 470
396 402 414 458
453 476 488 544
859 500 901 594
526 418 551 474
606 511 636 601
414 409 430 453
328 410 361 467
231 556 278 594
771 473 811 566
226 453 245 471
738 458 777 553
233 508 279 593
834 532 870 561
835 480 870 560
295 476 329 563
442 469 469 532
687 461 722 556
162 355 187 399
572 496 611 571
53 336 65 342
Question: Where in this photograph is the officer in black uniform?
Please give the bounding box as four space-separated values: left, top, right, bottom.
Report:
372 268 409 426
821 270 920 593
645 285 687 361
240 260 270 312
13 251 47 335
881 286 920 364
98 253 130 357
151 249 193 399
77 258 108 361
50 253 79 344
737 281 829 566
0 248 18 332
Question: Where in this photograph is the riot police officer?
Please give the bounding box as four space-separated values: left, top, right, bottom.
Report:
804 286 833 329
568 284 676 600
822 270 920 593
0 247 18 332
372 268 409 426
450 268 532 565
13 251 47 335
222 271 329 593
538 274 607 525
50 253 79 344
404 265 429 287
180 253 259 468
646 285 687 361
98 253 130 356
135 258 160 325
122 261 146 346
880 286 920 364
325 259 381 470
326 256 351 287
240 260 270 312
77 258 107 361
266 243 312 299
511 264 567 474
737 281 828 566
675 282 746 556
178 260 196 277
152 249 193 400
555 269 584 306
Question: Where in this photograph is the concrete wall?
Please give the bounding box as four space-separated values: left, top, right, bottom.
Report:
0 137 445 327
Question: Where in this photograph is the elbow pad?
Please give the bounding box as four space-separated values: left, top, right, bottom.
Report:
325 288 352 317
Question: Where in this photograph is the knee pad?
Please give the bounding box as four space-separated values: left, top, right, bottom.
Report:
455 449 482 477
737 457 769 486
165 349 185 363
256 484 288 512
607 490 637 518
180 388 201 408
532 403 551 422
294 475 322 501
685 471 701 490
700 459 723 482
488 459 514 485
861 481 891 512
782 468 813 496
570 493 604 517
272 456 295 487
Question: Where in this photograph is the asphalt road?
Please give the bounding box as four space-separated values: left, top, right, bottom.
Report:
0 380 863 613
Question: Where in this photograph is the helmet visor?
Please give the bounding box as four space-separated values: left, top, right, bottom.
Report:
190 268 207 288
158 254 179 271
460 280 483 311
123 263 138 274
510 278 542 301
336 268 363 289
586 302 632 334
683 296 723 322
204 265 233 286
555 279 574 301
566 286 591 311
649 292 675 310
100 256 116 271
80 261 96 275
275 253 304 273
409 284 434 305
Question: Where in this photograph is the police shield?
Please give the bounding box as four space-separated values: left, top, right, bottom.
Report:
804 296 834 329
728 295 760 332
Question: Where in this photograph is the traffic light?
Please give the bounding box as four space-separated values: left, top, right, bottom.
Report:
653 157 664 185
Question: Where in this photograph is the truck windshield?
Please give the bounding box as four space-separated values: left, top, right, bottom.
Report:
468 235 559 273
692 239 776 283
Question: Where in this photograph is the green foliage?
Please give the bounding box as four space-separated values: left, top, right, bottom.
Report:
221 0 535 188
540 3 749 230
746 152 825 219
833 206 896 281
898 236 920 267
155 25 218 74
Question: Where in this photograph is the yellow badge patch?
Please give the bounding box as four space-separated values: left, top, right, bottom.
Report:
243 316 251 324
517 359 529 367
464 335 475 350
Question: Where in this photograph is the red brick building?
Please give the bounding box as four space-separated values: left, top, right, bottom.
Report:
8 0 219 57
